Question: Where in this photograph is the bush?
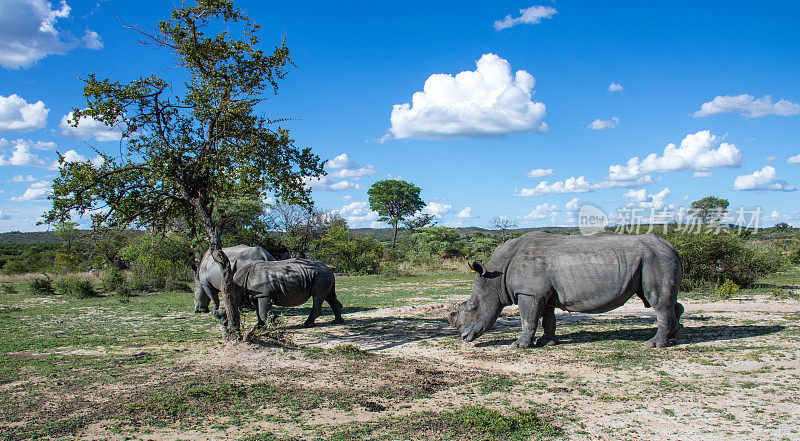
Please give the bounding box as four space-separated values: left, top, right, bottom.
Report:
790 244 800 264
315 226 383 274
120 234 194 291
55 276 97 298
101 268 126 292
411 227 465 259
1 259 27 275
0 282 17 294
716 279 740 300
663 231 789 289
25 277 55 296
100 268 134 300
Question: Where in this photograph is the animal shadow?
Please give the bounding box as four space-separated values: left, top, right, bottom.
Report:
478 324 784 347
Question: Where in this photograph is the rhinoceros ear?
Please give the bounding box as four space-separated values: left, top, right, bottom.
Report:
469 260 486 276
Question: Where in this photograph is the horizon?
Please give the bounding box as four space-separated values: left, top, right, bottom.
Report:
1 1 799 232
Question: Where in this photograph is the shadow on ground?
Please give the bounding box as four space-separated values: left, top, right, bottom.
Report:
476 324 785 347
296 316 454 350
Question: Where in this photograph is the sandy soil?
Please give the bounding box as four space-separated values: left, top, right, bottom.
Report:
13 292 800 441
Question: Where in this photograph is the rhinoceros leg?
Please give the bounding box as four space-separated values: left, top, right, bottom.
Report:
643 267 683 348
245 297 272 342
326 288 345 324
303 295 324 328
535 305 559 347
512 294 549 348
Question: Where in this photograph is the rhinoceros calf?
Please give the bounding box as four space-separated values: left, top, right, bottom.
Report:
233 259 344 340
193 245 276 313
448 232 684 348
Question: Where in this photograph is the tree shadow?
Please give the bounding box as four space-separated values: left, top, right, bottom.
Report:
298 316 455 351
753 283 799 290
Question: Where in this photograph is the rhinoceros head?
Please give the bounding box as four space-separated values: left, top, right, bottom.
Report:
447 260 504 342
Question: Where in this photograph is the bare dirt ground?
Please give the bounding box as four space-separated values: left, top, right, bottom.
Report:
2 274 799 441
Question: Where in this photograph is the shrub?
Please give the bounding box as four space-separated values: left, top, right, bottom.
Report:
101 268 134 300
411 227 465 259
790 244 800 264
379 260 405 278
55 276 98 298
716 279 740 300
101 268 126 292
120 234 194 291
25 276 55 296
663 231 789 289
1 259 27 275
0 282 17 294
315 225 383 274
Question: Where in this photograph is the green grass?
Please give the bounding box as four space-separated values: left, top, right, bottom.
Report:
478 375 519 394
326 406 561 441
2 266 798 440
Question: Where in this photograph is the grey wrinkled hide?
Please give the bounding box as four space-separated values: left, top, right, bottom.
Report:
448 232 684 348
193 245 276 313
233 259 344 340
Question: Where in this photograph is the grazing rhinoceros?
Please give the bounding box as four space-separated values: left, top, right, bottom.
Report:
233 258 344 340
448 232 684 348
193 245 276 313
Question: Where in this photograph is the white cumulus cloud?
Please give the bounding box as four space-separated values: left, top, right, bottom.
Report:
623 188 647 202
565 198 580 212
587 117 619 130
59 112 124 142
0 0 100 69
0 94 48 132
788 154 800 164
637 187 671 210
493 5 557 31
517 175 654 197
608 131 742 180
331 201 379 226
11 179 51 201
11 174 36 182
325 153 377 179
766 155 776 163
0 139 49 167
608 82 624 93
592 175 655 190
693 171 712 178
81 30 103 50
457 207 475 218
516 176 592 196
302 175 361 192
50 149 105 169
733 166 796 192
386 53 548 140
422 201 452 217
694 94 800 118
524 202 559 220
526 168 554 178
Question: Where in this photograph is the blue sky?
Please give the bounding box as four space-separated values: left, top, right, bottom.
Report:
1 0 799 231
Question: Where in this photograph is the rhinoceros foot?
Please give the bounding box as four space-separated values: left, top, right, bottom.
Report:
535 335 559 347
510 338 534 349
668 324 684 340
332 318 345 325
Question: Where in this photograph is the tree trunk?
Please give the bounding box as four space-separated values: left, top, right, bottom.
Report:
392 222 398 250
189 197 241 341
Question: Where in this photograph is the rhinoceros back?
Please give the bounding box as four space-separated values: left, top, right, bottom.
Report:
504 232 679 313
235 259 334 307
